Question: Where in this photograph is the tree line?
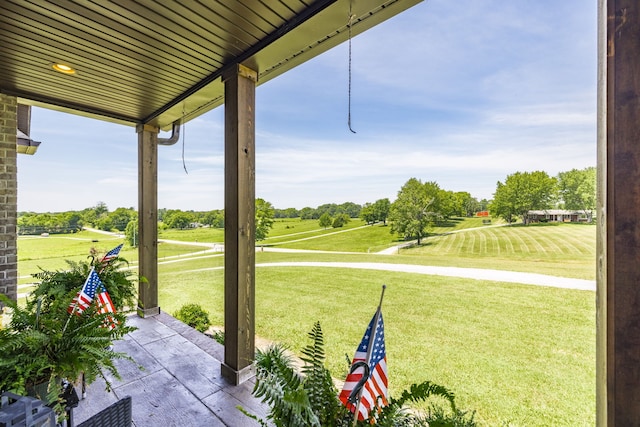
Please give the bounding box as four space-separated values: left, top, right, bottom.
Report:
386 167 595 244
489 167 595 224
18 166 595 245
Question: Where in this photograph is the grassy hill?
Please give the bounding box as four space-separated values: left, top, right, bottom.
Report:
15 218 597 426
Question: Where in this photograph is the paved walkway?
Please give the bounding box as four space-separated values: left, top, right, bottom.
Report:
72 312 268 427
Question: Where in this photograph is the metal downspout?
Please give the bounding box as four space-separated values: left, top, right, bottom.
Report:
157 121 180 145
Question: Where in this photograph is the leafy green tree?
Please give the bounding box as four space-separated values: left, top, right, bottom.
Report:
438 190 458 219
318 212 332 229
66 212 83 230
464 196 481 217
18 211 84 234
338 202 361 218
490 171 558 224
94 201 109 218
283 208 299 218
452 191 474 217
372 198 390 224
108 207 136 231
125 218 138 247
300 207 315 220
316 203 338 219
489 181 516 224
332 213 350 228
81 208 98 227
389 178 443 244
95 216 114 231
165 211 194 229
201 210 224 228
82 202 108 227
557 167 596 221
360 203 376 224
274 208 299 219
256 198 275 241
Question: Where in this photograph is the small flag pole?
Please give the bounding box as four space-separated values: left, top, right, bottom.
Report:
351 284 386 426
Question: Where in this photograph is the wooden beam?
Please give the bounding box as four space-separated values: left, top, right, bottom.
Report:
137 124 160 317
221 64 257 385
598 1 640 424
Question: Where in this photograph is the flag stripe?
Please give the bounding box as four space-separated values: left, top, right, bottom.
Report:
101 243 123 263
340 310 388 421
67 268 118 331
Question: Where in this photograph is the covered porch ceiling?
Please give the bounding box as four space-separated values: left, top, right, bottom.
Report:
0 0 421 129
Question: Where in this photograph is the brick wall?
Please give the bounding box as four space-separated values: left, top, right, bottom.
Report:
0 94 17 305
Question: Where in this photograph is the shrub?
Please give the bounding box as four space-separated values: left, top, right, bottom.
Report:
173 303 210 333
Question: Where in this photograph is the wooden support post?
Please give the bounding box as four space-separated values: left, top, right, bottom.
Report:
136 124 160 317
598 1 640 424
221 64 257 385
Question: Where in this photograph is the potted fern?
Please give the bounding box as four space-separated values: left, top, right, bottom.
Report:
0 246 136 414
243 322 477 426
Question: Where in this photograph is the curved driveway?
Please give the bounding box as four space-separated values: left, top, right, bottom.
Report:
254 262 595 291
182 260 595 291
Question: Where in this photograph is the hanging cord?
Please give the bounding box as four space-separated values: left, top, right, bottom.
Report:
348 2 356 134
181 103 188 174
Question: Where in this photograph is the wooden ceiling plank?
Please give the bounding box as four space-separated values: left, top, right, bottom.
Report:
6 1 224 76
0 30 193 97
2 63 164 118
46 0 228 68
251 0 300 19
106 0 247 61
0 65 178 120
191 0 269 46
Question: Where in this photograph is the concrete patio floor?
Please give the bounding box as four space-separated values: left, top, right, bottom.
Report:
72 312 269 426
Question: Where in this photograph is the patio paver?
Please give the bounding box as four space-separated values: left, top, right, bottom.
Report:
72 312 269 426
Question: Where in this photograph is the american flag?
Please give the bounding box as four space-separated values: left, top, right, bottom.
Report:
68 269 116 322
339 311 388 421
96 286 117 330
101 243 123 263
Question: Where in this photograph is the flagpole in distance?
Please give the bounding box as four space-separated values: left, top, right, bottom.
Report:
352 284 386 426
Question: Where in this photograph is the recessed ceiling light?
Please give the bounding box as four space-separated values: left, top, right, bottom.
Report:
52 63 76 74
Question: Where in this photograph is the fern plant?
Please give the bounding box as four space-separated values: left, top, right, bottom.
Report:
299 322 349 426
244 321 477 427
0 249 137 415
30 250 136 311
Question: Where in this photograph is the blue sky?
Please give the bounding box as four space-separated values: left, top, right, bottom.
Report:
20 0 597 212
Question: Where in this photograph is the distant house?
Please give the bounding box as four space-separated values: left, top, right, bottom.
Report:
526 209 586 223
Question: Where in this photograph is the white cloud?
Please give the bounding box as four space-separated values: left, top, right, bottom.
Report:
18 0 597 212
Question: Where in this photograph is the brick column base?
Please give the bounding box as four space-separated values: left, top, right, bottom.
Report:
0 94 18 306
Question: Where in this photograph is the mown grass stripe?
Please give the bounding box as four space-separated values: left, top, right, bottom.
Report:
545 230 583 254
509 229 532 254
455 232 466 254
466 232 477 255
442 232 457 253
520 228 548 254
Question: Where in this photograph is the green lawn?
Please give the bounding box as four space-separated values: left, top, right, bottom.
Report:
16 219 597 426
405 223 595 279
159 227 224 243
157 261 594 427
